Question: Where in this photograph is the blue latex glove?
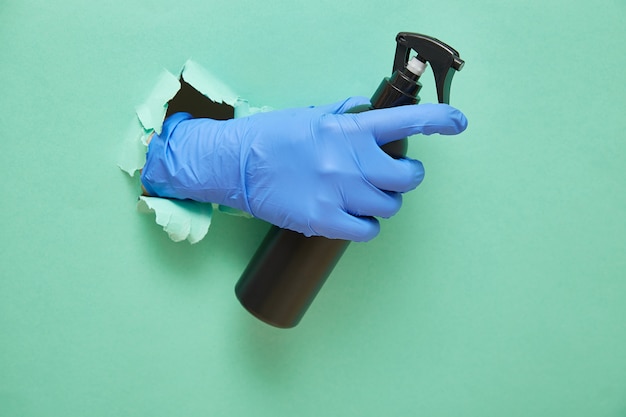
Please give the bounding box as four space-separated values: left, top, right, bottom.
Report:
141 97 467 241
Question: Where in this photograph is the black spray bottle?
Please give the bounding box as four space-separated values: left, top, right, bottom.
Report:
235 33 464 328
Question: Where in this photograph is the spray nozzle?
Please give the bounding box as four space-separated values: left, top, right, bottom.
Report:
406 56 428 77
393 32 464 104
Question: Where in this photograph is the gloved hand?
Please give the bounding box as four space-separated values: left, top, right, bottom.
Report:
141 97 467 241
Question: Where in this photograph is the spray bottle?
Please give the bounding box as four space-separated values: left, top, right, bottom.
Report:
235 33 464 328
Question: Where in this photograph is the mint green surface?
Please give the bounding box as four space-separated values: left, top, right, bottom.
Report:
2 1 625 416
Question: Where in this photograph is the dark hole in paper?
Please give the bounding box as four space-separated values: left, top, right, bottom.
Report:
165 77 234 120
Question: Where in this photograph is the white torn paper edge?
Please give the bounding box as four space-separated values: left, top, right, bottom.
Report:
118 60 268 244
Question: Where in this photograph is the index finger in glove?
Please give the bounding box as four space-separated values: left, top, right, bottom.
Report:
349 103 468 146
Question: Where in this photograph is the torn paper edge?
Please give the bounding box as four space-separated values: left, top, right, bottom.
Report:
118 60 269 244
137 197 213 244
135 70 181 136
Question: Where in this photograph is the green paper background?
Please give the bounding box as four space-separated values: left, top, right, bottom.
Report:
1 0 625 415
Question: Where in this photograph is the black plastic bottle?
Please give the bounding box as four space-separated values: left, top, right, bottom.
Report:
235 33 464 328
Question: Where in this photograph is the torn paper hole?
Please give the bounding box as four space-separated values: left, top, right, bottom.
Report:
118 60 269 244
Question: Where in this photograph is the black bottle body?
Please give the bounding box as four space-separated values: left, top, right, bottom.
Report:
235 68 423 328
235 228 350 328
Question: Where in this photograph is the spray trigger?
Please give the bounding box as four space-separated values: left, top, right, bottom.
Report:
394 32 464 104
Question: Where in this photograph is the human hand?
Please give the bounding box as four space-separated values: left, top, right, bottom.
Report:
140 97 467 241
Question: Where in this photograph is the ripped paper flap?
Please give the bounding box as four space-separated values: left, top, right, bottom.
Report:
135 70 181 135
137 196 213 244
181 60 238 107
